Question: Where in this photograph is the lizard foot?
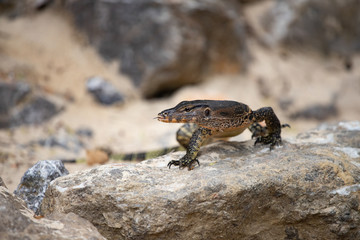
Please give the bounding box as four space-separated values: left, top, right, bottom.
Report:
250 123 291 139
250 123 267 139
254 134 282 150
167 157 200 170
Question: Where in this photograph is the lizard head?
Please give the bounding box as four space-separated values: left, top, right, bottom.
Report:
157 100 212 123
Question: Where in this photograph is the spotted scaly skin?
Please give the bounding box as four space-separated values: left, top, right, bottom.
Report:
157 100 289 170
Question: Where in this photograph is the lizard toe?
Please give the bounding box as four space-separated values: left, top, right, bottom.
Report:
167 160 180 169
187 159 200 171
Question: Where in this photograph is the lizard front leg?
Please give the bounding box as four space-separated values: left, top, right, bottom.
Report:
251 107 287 149
176 123 199 148
168 127 212 170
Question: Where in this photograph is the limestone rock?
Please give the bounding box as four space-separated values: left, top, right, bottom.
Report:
0 182 106 240
261 0 360 56
14 160 69 214
40 121 360 239
66 0 248 98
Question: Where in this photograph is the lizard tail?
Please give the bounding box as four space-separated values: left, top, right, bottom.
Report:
61 146 184 165
112 146 184 161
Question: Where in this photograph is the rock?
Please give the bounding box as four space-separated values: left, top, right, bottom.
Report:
66 0 248 98
32 127 86 153
85 148 110 166
86 76 125 105
13 96 63 126
0 82 63 128
0 182 106 240
0 0 54 18
75 127 94 138
36 135 84 152
0 176 7 188
40 121 360 240
0 81 30 128
261 0 360 56
14 160 69 215
289 101 338 121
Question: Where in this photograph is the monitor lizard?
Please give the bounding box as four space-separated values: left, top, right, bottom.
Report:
157 100 289 170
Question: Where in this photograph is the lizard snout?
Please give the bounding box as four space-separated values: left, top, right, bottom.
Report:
157 109 171 122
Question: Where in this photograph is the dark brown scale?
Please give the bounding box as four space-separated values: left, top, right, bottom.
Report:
157 100 289 170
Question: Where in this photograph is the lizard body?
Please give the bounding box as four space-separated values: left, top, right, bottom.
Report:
157 100 289 170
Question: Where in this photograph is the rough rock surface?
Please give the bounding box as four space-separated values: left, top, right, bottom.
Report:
0 179 106 240
261 0 360 56
66 0 248 98
14 160 69 214
40 121 360 240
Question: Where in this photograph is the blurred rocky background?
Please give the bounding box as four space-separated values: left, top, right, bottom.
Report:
0 0 359 239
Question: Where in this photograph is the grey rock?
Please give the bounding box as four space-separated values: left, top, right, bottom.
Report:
66 0 248 98
75 127 94 138
0 81 30 128
14 160 69 214
0 82 63 128
87 76 125 105
0 0 54 18
37 135 84 152
261 0 360 56
289 102 338 121
0 184 106 240
23 126 88 153
13 96 63 126
36 132 85 153
40 121 360 240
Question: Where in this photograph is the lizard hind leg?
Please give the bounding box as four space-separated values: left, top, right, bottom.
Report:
251 107 289 149
249 123 290 139
249 122 268 139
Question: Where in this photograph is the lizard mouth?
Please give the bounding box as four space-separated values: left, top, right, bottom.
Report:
156 111 172 122
156 114 167 122
156 107 175 122
156 114 178 123
156 112 187 123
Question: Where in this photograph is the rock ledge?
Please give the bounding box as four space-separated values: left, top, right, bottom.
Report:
41 121 360 240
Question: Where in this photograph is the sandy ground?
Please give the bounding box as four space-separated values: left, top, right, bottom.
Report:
0 9 359 192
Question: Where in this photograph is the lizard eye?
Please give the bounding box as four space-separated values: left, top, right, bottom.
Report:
184 107 191 112
204 108 210 116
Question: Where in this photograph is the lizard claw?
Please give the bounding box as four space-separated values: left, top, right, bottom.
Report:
167 160 180 169
167 157 200 170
